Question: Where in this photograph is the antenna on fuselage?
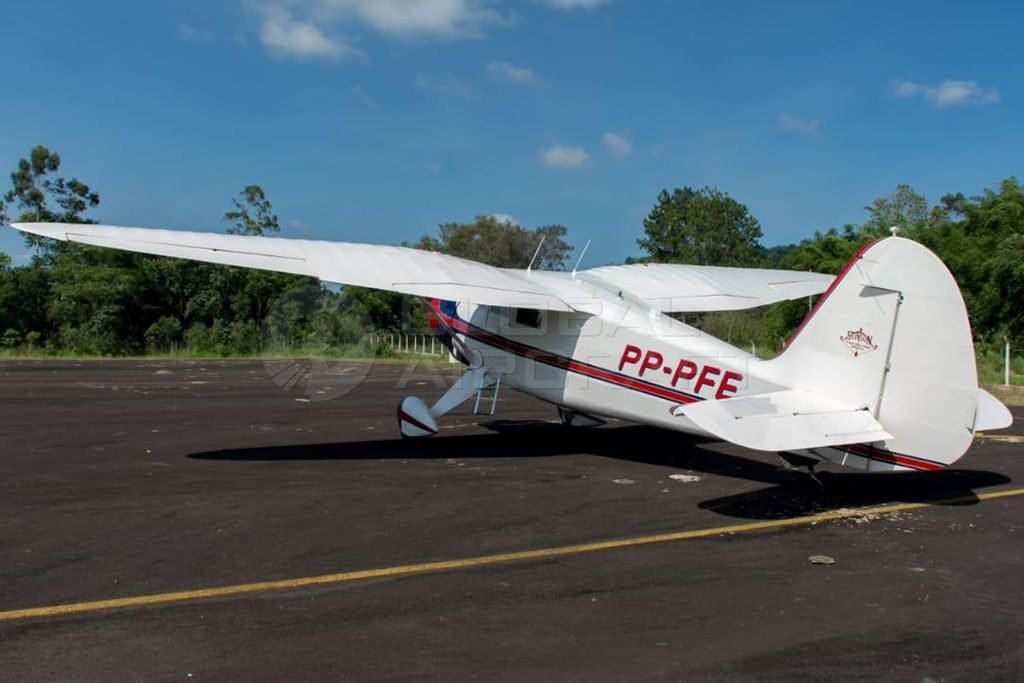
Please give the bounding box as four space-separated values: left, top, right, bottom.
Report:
526 235 546 273
571 239 591 281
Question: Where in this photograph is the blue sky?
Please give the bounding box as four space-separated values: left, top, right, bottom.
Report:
1 0 1020 267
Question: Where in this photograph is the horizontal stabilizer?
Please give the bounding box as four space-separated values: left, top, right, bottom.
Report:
677 389 893 452
975 389 1013 431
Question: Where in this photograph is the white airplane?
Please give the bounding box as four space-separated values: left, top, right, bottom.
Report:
11 222 1013 473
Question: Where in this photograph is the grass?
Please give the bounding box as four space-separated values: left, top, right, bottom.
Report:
976 345 1024 386
2 343 1020 386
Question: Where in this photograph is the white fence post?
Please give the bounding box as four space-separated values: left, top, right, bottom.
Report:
1005 338 1011 387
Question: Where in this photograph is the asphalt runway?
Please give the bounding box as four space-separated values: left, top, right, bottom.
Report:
1 359 1022 681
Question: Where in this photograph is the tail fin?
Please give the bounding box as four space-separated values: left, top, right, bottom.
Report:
766 236 993 470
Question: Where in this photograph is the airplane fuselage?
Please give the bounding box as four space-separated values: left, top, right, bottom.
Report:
431 273 785 438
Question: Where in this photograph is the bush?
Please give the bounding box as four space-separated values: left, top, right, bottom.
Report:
1 328 21 348
145 316 183 353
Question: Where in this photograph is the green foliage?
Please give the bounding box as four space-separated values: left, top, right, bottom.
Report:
637 187 764 266
976 342 1024 386
145 316 183 353
862 184 931 236
224 185 279 236
0 144 1020 387
664 180 1024 379
415 215 573 269
4 145 100 253
347 215 577 335
343 287 410 334
778 225 870 274
2 328 21 348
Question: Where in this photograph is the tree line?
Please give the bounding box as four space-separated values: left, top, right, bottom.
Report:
636 180 1024 363
0 146 572 356
0 145 1021 369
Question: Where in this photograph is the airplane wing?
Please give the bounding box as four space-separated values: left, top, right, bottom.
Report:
676 388 893 452
11 223 574 312
578 262 833 313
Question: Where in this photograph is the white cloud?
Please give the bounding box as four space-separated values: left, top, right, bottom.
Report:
601 131 632 159
251 1 506 60
893 79 999 108
539 143 589 169
490 213 519 225
345 0 504 38
778 113 822 138
486 61 537 86
260 9 356 60
539 0 614 9
415 74 472 98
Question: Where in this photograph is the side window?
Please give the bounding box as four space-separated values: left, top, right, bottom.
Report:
513 308 543 329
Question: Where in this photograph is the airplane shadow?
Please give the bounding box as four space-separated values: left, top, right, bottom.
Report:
189 422 1011 520
697 468 1011 520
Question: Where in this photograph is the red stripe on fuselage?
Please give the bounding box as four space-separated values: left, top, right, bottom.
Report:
837 443 945 471
432 304 702 406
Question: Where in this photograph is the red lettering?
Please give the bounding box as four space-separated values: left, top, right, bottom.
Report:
670 359 698 387
618 344 642 371
639 350 663 377
715 370 743 399
694 365 721 394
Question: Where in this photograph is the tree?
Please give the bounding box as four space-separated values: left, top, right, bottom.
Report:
415 215 573 269
4 146 100 251
346 215 577 334
637 187 764 266
0 257 50 343
957 177 1024 345
780 224 869 274
0 146 134 351
224 185 310 322
861 184 931 237
224 184 279 235
4 144 101 266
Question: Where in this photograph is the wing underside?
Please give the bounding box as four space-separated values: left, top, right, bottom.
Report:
12 222 574 312
579 262 833 312
12 223 834 314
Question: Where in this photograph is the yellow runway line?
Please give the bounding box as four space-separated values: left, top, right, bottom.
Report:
975 433 1024 442
3 487 1023 623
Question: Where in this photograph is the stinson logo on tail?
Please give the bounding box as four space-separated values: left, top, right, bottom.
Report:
840 328 878 357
